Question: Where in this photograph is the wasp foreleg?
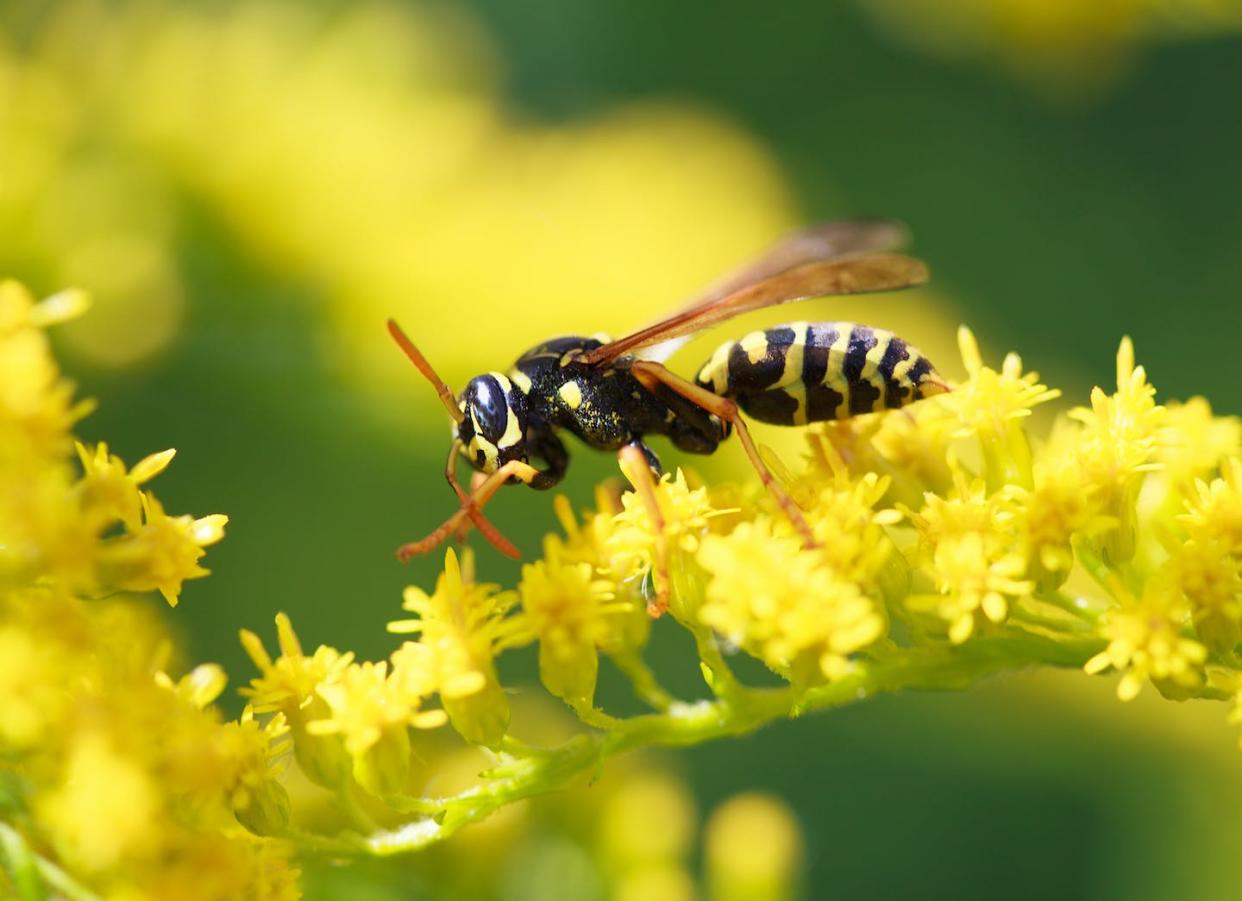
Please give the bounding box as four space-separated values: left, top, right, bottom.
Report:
397 458 551 562
630 360 817 549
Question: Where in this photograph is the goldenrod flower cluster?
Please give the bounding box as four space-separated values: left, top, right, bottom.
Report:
7 276 1242 899
223 319 1242 867
0 282 296 899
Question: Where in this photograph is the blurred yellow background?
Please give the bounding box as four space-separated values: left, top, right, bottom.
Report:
4 1 1242 897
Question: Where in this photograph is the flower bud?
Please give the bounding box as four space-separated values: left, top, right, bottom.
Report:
351 724 410 797
234 778 291 837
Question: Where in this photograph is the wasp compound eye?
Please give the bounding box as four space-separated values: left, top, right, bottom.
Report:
464 375 509 444
459 372 528 474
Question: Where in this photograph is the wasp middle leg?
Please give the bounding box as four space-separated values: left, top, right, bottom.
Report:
629 360 817 548
617 439 672 617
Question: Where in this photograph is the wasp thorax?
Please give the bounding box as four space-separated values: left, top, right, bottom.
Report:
457 372 527 474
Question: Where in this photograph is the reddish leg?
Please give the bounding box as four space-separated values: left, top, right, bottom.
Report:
630 360 817 548
396 449 544 561
617 444 671 618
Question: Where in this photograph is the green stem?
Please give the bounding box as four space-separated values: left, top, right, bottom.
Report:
336 783 379 833
0 822 98 901
609 649 678 711
322 633 1102 856
687 625 743 698
1037 590 1103 625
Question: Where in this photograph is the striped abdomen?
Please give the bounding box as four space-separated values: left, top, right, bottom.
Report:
694 322 947 426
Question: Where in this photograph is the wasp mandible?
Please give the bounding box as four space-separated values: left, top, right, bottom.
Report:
388 219 949 593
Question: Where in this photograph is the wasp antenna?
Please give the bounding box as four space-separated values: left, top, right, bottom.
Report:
387 318 465 424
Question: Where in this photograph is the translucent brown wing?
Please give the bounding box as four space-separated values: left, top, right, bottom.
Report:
675 218 912 310
580 220 928 367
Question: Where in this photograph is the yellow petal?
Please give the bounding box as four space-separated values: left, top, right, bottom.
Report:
130 448 177 483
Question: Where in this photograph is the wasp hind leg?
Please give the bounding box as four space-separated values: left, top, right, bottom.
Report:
630 360 817 549
617 439 672 618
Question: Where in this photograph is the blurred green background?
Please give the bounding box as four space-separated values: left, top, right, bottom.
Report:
4 1 1242 898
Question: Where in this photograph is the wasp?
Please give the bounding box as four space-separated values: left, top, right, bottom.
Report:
388 219 949 605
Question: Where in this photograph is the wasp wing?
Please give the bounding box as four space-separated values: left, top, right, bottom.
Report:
580 250 929 367
676 218 912 312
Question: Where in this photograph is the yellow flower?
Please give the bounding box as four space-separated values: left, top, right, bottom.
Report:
1067 337 1165 562
37 732 160 874
388 547 521 746
801 462 903 592
75 440 176 531
0 281 92 463
517 554 629 708
240 612 354 790
860 399 957 506
945 325 1061 491
906 470 1031 642
1157 397 1240 487
0 620 66 748
1005 454 1108 590
1084 580 1206 701
606 469 722 579
1166 538 1242 651
698 518 886 683
1181 455 1242 553
97 491 228 605
309 659 446 796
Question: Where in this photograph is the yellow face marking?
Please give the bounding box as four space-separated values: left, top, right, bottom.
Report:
591 332 612 343
740 330 769 365
779 321 809 390
498 407 522 449
509 368 532 394
469 434 500 473
558 380 584 410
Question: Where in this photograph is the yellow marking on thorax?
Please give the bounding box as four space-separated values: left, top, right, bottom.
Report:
740 329 769 365
558 380 584 410
509 368 532 394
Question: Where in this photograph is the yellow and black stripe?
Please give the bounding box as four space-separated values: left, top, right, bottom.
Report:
695 321 946 426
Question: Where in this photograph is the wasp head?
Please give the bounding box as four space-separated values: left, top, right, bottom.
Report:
456 372 528 475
